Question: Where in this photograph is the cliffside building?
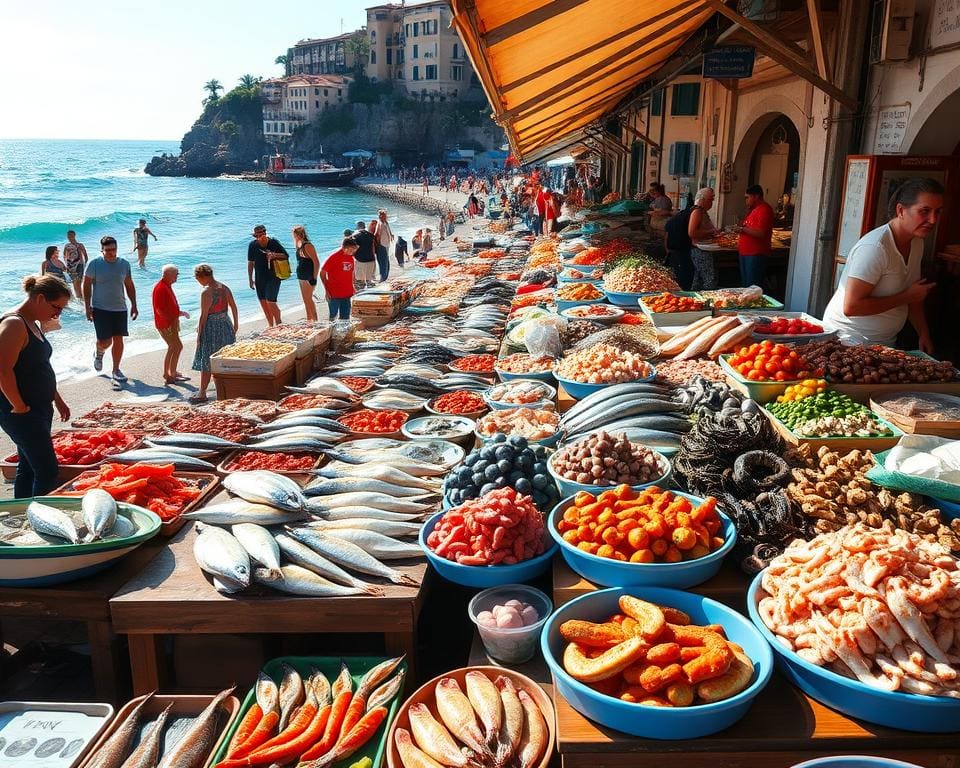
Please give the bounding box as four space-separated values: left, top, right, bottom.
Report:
262 74 349 143
288 33 355 76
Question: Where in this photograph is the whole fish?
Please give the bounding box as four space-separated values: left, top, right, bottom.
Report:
274 532 384 595
305 492 434 515
27 501 80 544
367 668 406 710
375 374 446 394
407 702 475 768
81 489 117 542
193 524 251 594
561 398 684 433
516 690 548 768
495 676 523 767
560 382 671 423
465 671 502 750
182 500 306 526
303 477 437 499
231 523 281 577
309 667 332 706
84 693 154 768
254 565 369 597
118 704 171 768
274 407 349 419
320 451 447 477
383 364 445 379
256 671 279 714
395 728 446 768
314 462 441 492
109 514 137 539
139 443 220 457
307 518 422 538
147 432 245 450
251 425 346 441
312 507 428 522
292 376 357 398
107 449 216 471
435 678 492 759
352 341 400 351
223 471 307 513
156 687 234 768
284 527 418 585
355 655 406 700
249 437 338 453
277 663 304 731
259 416 349 433
321 528 423 560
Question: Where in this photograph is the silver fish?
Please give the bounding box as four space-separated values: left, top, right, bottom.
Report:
259 416 349 433
303 476 437 499
107 449 216 470
182 500 306 525
27 501 80 544
275 407 349 418
81 489 117 542
147 432 245 450
193 524 251 594
305 493 435 514
284 527 418 585
277 663 304 731
138 443 220 457
320 529 423 560
231 523 282 577
109 514 137 539
314 462 442 492
274 532 384 595
119 704 171 768
249 437 338 453
223 471 307 512
307 517 422 537
254 565 369 597
84 693 154 768
312 507 428 522
289 377 357 398
156 687 234 768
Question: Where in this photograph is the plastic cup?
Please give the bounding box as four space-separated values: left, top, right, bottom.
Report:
468 584 552 664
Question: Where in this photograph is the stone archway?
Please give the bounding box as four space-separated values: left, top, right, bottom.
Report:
903 64 960 155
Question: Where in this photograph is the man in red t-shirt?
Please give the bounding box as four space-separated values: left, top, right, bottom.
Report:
320 237 360 320
735 184 775 288
151 264 190 384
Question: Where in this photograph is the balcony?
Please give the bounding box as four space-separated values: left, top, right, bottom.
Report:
262 111 307 122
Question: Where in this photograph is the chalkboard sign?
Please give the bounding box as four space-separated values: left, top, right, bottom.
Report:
702 46 756 79
837 158 871 259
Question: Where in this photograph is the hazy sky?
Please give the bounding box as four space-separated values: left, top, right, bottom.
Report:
0 0 373 141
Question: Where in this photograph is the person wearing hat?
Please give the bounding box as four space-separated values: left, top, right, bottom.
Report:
732 184 775 288
247 224 287 326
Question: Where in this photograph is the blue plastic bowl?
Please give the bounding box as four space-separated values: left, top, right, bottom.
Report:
554 367 656 401
483 380 557 411
494 365 556 383
604 289 651 307
790 759 925 768
548 492 735 588
928 496 960 521
546 448 672 499
555 296 607 313
747 572 960 732
420 510 558 588
541 586 773 738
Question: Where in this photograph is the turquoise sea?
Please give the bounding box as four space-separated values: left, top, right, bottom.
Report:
0 139 425 380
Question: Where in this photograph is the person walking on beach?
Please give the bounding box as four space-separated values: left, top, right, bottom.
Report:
247 224 286 327
132 219 157 269
352 220 376 289
83 236 138 390
320 236 359 321
191 264 238 402
374 209 395 281
0 275 72 497
41 246 68 282
63 230 88 299
395 236 408 268
293 225 321 322
152 265 190 384
422 228 434 257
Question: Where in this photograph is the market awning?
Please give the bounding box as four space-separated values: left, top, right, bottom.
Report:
449 0 715 161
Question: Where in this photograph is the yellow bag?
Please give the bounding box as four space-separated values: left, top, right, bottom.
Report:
272 256 292 280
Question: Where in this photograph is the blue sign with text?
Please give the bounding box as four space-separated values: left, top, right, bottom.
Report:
702 46 756 79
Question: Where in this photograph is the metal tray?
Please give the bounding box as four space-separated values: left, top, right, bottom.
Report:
0 700 114 768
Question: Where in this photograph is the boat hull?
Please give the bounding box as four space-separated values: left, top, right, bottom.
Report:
265 168 362 186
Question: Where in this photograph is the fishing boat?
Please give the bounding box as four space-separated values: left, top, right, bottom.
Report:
263 154 364 186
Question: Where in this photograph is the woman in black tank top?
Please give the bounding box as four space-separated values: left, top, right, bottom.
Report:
0 275 72 497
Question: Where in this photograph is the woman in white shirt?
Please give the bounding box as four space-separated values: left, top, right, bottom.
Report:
822 178 942 351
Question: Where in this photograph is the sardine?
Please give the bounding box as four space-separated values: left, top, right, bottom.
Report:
408 702 475 768
231 523 281 577
84 693 154 768
277 663 304 731
81 489 117 542
118 704 170 768
516 690 548 768
320 528 423 560
182 500 306 525
307 518 422 538
284 527 418 585
107 449 216 470
465 671 501 750
27 501 80 544
305 493 435 514
495 676 523 767
312 507 428 523
274 532 384 595
254 565 368 597
367 668 405 711
395 728 446 768
193 524 250 594
355 655 405 700
156 687 234 768
223 470 307 512
313 462 442 492
256 671 279 714
303 476 437 499
435 678 491 758
147 432 245 450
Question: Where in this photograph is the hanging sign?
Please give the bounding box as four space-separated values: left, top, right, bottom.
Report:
702 46 756 79
873 103 911 154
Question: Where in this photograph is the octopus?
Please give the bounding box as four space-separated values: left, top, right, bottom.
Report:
758 523 960 698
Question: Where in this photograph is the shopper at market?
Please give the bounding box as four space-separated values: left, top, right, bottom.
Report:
688 187 722 291
247 224 286 327
191 264 239 403
292 225 320 323
84 235 138 389
0 275 72 497
374 209 395 282
320 236 359 320
664 187 719 290
352 220 377 288
648 183 673 232
152 264 190 384
823 177 942 350
733 184 775 288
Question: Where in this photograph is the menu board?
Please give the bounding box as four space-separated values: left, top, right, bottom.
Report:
873 104 910 154
837 158 871 259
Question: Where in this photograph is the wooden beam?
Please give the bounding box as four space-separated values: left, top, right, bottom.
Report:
518 93 622 148
702 0 856 109
806 0 830 80
483 0 590 47
524 133 592 164
621 121 662 151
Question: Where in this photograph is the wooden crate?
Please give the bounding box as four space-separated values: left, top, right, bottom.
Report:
213 366 295 402
210 347 296 376
870 394 960 437
294 352 313 386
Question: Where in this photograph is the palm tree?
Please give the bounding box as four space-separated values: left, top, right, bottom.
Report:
203 79 223 104
275 54 288 67
238 74 260 90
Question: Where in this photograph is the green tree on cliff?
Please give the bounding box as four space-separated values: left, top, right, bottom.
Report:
346 32 371 76
203 79 223 105
238 74 261 90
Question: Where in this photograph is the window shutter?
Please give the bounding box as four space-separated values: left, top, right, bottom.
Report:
668 142 698 176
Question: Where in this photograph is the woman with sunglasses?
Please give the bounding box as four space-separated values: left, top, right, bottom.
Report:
0 274 72 497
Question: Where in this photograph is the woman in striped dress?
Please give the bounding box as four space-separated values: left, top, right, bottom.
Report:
190 264 238 402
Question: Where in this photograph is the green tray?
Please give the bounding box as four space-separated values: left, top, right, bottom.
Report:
209 655 406 768
866 449 960 503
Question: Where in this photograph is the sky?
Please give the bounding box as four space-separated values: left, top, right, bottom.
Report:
0 0 374 141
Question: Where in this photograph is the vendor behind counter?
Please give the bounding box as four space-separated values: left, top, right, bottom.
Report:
823 178 943 353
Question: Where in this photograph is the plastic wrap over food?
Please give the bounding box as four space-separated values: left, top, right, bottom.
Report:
524 320 563 359
885 434 960 484
875 393 960 421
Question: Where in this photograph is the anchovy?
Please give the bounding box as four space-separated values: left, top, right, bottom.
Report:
81 489 117 542
274 532 384 594
193 523 251 594
284 527 418 585
367 669 406 711
355 655 405 700
254 565 369 597
26 501 80 544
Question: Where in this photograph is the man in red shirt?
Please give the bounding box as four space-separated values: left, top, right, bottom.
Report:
151 264 190 384
320 237 359 320
735 184 775 288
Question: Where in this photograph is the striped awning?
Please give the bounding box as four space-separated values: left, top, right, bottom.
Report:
449 1 715 161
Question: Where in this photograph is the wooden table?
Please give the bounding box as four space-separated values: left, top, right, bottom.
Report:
110 521 427 695
0 541 163 703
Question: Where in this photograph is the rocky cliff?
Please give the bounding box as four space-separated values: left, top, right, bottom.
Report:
145 88 267 177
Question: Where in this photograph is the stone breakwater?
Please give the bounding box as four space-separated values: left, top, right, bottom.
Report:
353 181 466 221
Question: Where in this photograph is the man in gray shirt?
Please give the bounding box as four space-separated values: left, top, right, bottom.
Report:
83 235 138 389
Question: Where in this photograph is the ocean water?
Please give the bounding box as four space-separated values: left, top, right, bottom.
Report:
0 139 427 380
